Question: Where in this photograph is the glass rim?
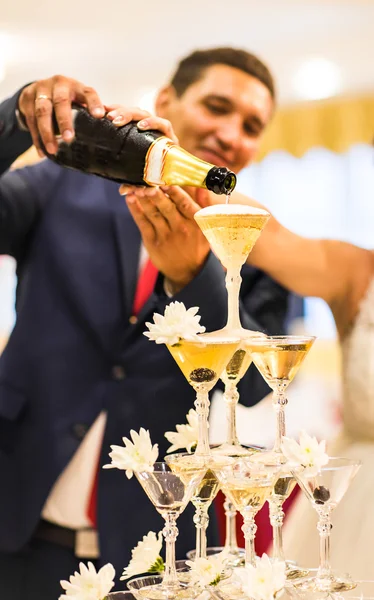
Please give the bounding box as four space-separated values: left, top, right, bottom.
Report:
165 452 209 464
292 456 362 474
168 333 241 346
244 334 317 345
318 456 362 469
194 204 270 218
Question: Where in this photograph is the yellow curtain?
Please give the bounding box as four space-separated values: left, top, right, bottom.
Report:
258 93 374 160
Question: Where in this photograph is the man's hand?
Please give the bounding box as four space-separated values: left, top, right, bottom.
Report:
120 185 211 294
18 74 180 159
104 105 178 143
18 75 106 157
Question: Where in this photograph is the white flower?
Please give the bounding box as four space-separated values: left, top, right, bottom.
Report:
281 430 329 476
144 301 206 346
59 562 115 600
237 554 286 600
103 428 158 479
165 409 199 453
186 552 228 587
121 531 164 580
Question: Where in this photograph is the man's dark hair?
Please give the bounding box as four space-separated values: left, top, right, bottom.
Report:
170 47 276 101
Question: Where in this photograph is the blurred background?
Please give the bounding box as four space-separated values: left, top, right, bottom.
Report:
1 0 374 444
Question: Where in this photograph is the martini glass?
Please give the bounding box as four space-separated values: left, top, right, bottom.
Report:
194 204 270 337
165 452 220 561
269 466 309 580
134 462 204 600
213 458 279 568
209 341 265 566
244 335 316 462
167 333 239 456
292 457 361 594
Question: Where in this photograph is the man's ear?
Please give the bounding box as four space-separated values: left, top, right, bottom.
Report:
155 85 178 118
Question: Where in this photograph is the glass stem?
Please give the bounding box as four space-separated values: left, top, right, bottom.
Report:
224 496 239 552
241 508 257 567
273 382 288 454
194 389 211 456
317 507 333 580
162 511 179 587
225 268 242 331
224 383 240 446
269 497 285 561
193 504 210 559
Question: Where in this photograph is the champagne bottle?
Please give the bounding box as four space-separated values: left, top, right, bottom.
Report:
41 105 236 194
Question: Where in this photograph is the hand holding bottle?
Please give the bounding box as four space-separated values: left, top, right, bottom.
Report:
18 76 179 160
122 184 211 294
105 104 179 144
18 75 106 157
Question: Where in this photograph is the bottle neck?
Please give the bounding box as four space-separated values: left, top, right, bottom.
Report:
144 138 214 187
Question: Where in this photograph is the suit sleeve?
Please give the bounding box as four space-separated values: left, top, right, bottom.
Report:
0 88 33 173
0 158 63 260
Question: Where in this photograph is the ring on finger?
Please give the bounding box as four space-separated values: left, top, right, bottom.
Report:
36 94 52 102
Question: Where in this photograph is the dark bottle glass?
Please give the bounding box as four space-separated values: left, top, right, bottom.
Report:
40 105 236 195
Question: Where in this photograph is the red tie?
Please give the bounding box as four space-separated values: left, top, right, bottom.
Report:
86 257 158 527
131 258 159 318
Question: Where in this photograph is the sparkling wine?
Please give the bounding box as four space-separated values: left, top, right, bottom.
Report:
167 334 239 392
40 105 236 193
246 340 314 386
221 348 253 386
224 481 273 512
192 469 220 506
194 204 270 269
272 475 297 500
167 453 220 507
174 465 220 506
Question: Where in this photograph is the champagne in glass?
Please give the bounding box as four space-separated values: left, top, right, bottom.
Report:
194 204 269 335
213 458 279 568
167 333 239 456
245 335 316 462
203 344 263 567
166 452 220 561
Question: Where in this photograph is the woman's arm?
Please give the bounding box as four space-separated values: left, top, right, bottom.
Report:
229 190 370 308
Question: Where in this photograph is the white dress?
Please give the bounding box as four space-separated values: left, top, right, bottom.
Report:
283 278 374 580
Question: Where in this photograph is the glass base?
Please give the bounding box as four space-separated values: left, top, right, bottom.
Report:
128 583 195 600
186 546 245 568
295 572 357 593
210 443 258 457
285 561 309 581
127 575 198 600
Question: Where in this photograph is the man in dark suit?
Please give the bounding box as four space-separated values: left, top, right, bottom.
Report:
0 47 288 598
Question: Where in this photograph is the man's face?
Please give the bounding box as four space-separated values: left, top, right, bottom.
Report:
155 63 274 174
